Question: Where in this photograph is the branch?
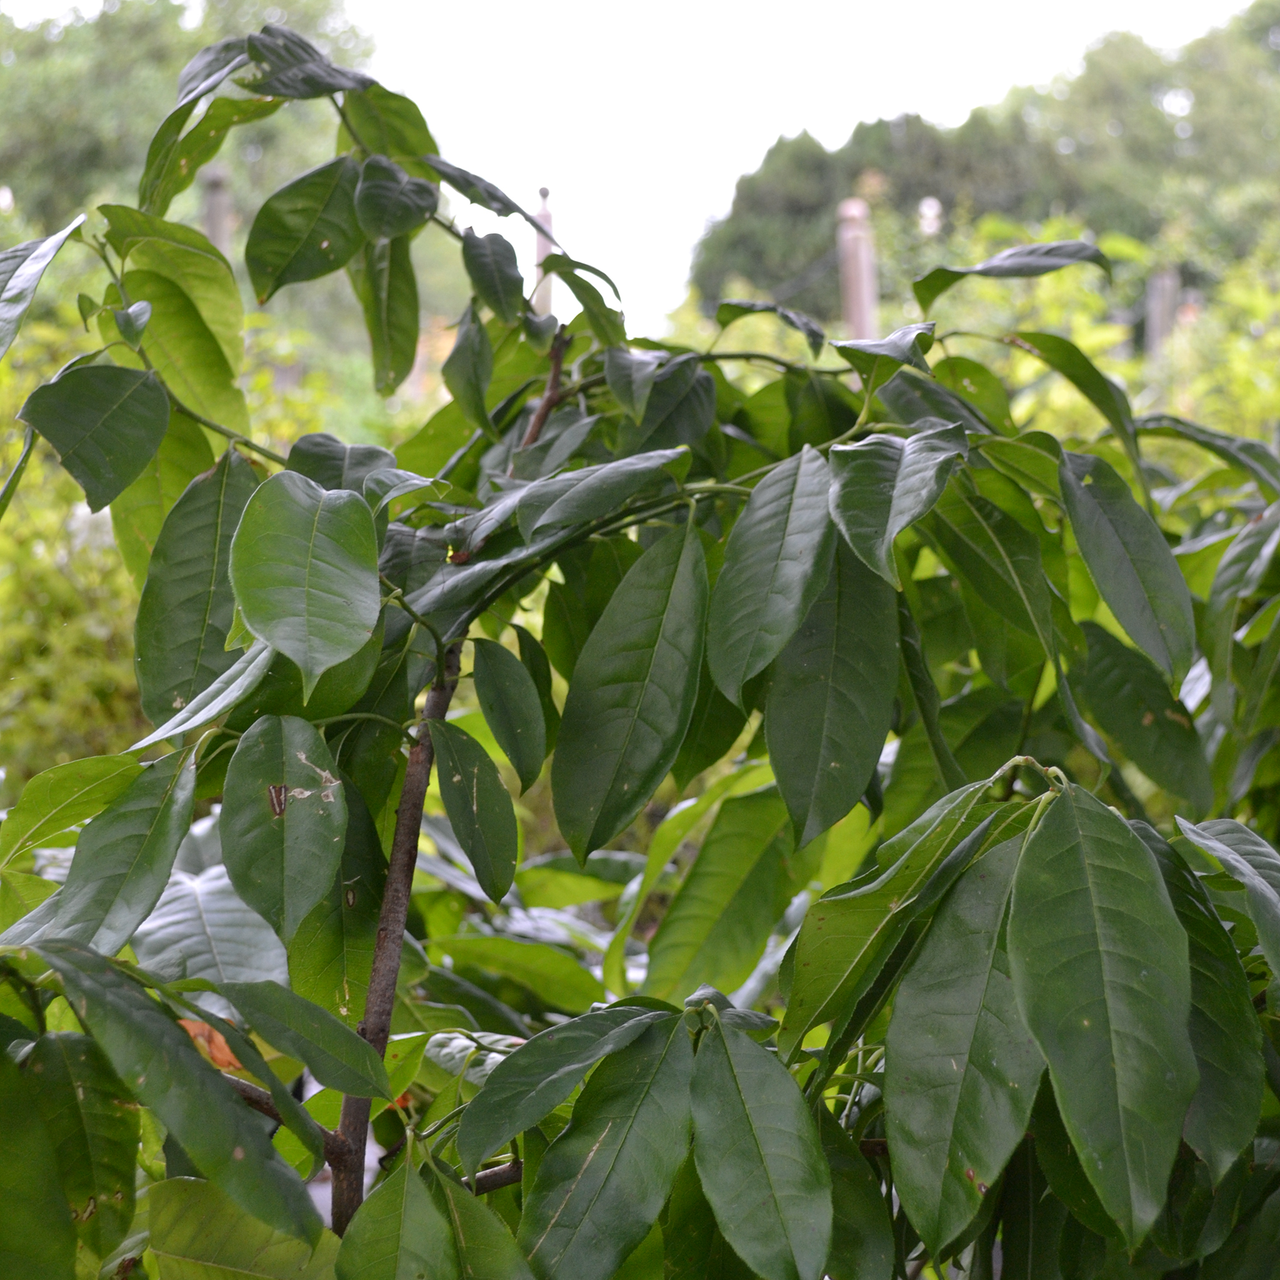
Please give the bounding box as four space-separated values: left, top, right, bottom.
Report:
164 389 287 466
516 327 568 454
222 1074 351 1168
468 1160 523 1194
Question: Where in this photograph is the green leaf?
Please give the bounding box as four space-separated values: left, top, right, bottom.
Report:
1137 414 1280 498
19 365 169 512
176 35 250 105
230 470 381 699
443 300 494 433
691 1014 832 1280
428 157 556 243
348 235 421 397
818 1110 893 1280
0 215 84 362
288 777 385 1029
716 298 825 358
999 1136 1071 1279
552 522 708 861
111 410 215 588
539 254 625 346
435 935 603 1014
897 594 968 792
139 96 282 218
149 1177 339 1278
519 1015 692 1280
976 431 1063 498
246 156 365 303
662 1155 758 1280
830 322 934 388
221 714 348 942
885 833 1044 1255
25 1032 138 1257
429 720 518 904
913 241 1111 313
219 979 388 1097
707 445 835 707
1060 452 1194 685
767 540 899 844
424 1160 536 1280
456 1006 669 1177
35 943 320 1242
112 299 152 348
0 1048 75 1280
1007 784 1198 1247
462 230 524 325
643 787 810 1001
1131 823 1264 1184
341 86 439 177
239 24 374 97
672 665 747 791
1078 624 1210 809
828 422 968 587
877 368 996 436
605 348 664 423
0 755 143 868
521 448 688 537
933 357 1015 435
131 639 275 752
355 155 439 240
288 432 396 494
0 869 56 933
49 749 195 954
1014 332 1133 446
1199 1184 1280 1280
136 446 259 726
472 638 546 792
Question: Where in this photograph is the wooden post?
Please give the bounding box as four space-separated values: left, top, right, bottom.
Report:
1145 266 1180 361
838 197 878 340
200 165 233 258
532 187 554 316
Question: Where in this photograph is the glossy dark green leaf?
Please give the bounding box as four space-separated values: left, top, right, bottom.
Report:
355 155 438 240
472 638 546 792
604 347 664 423
977 431 1063 498
672 664 747 790
885 833 1044 1255
135 447 258 726
288 778 385 1029
341 86 439 177
877 368 996 435
1007 784 1198 1247
830 322 934 388
176 33 249 103
692 1015 832 1280
221 714 348 941
25 1032 138 1257
914 241 1110 313
898 594 968 791
462 229 524 325
48 749 195 954
443 299 493 432
1015 333 1133 446
1137 414 1280 498
522 448 688 537
437 934 603 1014
287 432 396 493
662 1155 759 1280
519 1015 692 1280
1199 1184 1280 1280
246 156 364 303
424 1160 536 1280
429 719 518 904
1131 823 1263 1184
716 299 826 358
349 235 420 398
767 540 899 844
1060 452 1194 684
514 624 560 753
933 356 1015 435
19 365 169 512
999 1137 1070 1280
1079 624 1209 808
0 215 84 362
0 1048 75 1279
428 156 555 241
456 1006 669 1177
239 23 373 98
552 522 708 861
828 422 967 587
707 445 835 707
230 470 381 699
35 942 320 1243
539 254 625 346
818 1110 893 1280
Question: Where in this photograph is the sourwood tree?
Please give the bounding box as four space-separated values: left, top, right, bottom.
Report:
2 24 1280 1280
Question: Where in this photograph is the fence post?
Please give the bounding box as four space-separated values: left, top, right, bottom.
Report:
838 196 878 339
532 188 554 316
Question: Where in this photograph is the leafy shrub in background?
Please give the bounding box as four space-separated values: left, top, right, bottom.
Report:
2 25 1280 1280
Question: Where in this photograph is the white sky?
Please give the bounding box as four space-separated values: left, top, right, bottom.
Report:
2 0 1255 331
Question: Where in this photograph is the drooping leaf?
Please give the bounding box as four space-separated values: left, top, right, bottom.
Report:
716 299 826 358
977 431 1062 498
1199 1184 1280 1280
876 368 996 435
552 521 707 861
830 322 934 389
1131 823 1264 1184
462 229 524 325
135 447 259 726
1007 784 1198 1247
913 241 1111 313
19 365 169 511
767 540 899 844
355 155 439 240
521 447 688 536
818 1110 894 1280
897 594 968 791
340 85 439 177
35 942 320 1243
230 470 380 699
672 665 747 791
434 935 603 1014
1059 452 1195 685
348 235 421 397
519 1015 692 1280
885 833 1044 1255
1013 332 1134 449
427 156 556 242
0 215 84 362
472 638 546 792
287 433 396 494
25 1032 138 1257
828 421 968 587
932 356 1015 435
539 254 625 346
692 1014 832 1280
238 23 374 98
246 155 364 303
662 1155 759 1280
1137 414 1280 498
220 714 348 942
707 445 835 707
429 720 518 904
456 1006 669 1177
175 33 249 105
998 1137 1070 1280
424 1160 536 1280
604 347 664 423
48 749 195 955
443 300 493 433
0 1048 75 1280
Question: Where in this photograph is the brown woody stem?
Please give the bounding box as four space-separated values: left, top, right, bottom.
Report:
516 328 568 454
330 643 462 1235
223 1074 351 1169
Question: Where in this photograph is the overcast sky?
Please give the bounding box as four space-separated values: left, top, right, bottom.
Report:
2 0 1254 332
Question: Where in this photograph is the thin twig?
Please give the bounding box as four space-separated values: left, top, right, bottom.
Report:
467 1160 524 1195
222 1074 351 1167
164 389 287 465
517 327 568 454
